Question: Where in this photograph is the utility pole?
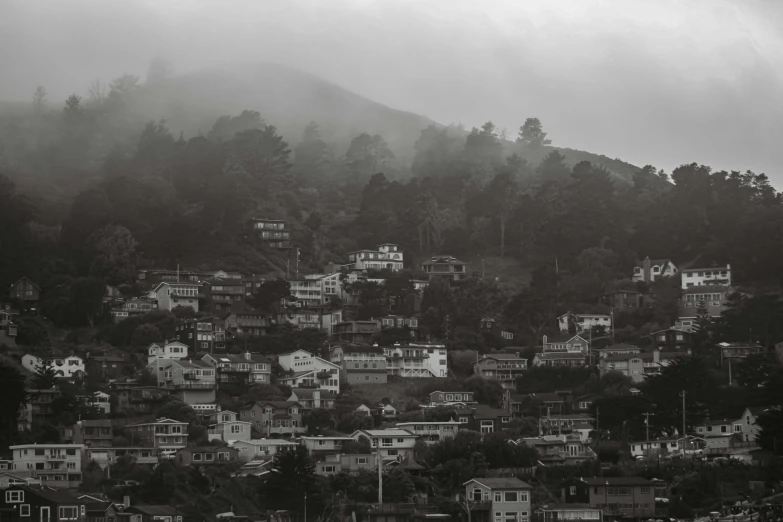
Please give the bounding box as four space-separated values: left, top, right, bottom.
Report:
643 412 655 443
680 390 687 438
377 437 383 504
304 491 307 522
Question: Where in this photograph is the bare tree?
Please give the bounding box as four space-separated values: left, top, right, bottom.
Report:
498 127 509 141
87 79 106 107
32 85 47 113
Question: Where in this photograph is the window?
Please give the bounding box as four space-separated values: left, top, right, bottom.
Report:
6 491 23 502
734 425 742 432
67 462 76 469
20 505 30 517
505 513 517 522
641 487 651 494
59 507 79 520
231 424 242 434
504 492 518 502
570 486 576 495
495 513 503 522
322 465 336 473
387 449 398 456
495 493 502 502
520 493 528 502
205 453 214 461
193 453 202 461
81 506 86 517
721 425 727 433
356 457 368 464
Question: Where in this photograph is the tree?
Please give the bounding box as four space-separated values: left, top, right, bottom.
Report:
383 469 416 502
67 278 106 327
32 354 58 389
146 56 173 84
131 324 163 348
248 279 291 314
229 126 292 187
345 133 393 185
517 118 551 147
88 224 137 284
0 362 28 446
486 171 520 256
294 122 328 184
304 408 335 433
208 110 263 142
464 122 503 165
264 446 317 510
32 85 47 112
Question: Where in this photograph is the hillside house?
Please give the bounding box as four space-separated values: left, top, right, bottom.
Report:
84 348 131 381
633 257 678 283
679 285 732 319
69 419 113 447
301 435 358 457
534 504 603 522
17 389 61 431
681 264 731 289
176 446 238 466
594 344 642 360
521 434 597 465
473 353 527 389
420 255 468 282
147 358 216 405
175 317 229 353
384 342 448 378
9 444 86 488
124 505 184 522
598 350 678 383
85 447 160 468
110 297 157 322
455 405 512 434
539 414 595 442
542 335 589 354
352 429 418 463
113 386 169 414
533 352 587 368
125 418 188 451
22 354 85 379
429 390 476 406
347 244 404 272
277 350 341 394
251 218 290 249
203 278 246 313
463 478 532 522
380 315 418 334
717 342 764 364
204 410 251 442
330 344 388 384
0 305 18 346
152 282 201 312
223 307 270 337
232 439 298 462
146 341 190 365
694 418 746 449
9 277 41 310
316 453 378 476
558 313 612 335
239 401 306 437
288 388 336 409
278 307 343 336
395 421 460 444
289 279 324 307
0 485 87 522
650 327 693 352
630 438 681 459
202 352 272 387
601 283 647 310
331 320 380 344
561 477 655 520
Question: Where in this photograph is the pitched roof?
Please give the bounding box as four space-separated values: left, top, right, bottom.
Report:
544 334 588 344
278 370 314 380
360 429 417 437
471 405 512 419
19 485 82 504
481 353 523 361
603 351 681 363
129 506 179 516
682 285 732 295
210 353 271 364
253 400 299 409
535 352 586 360
581 477 653 486
12 277 41 291
596 343 641 352
336 344 385 354
465 478 532 489
290 388 336 400
681 265 730 273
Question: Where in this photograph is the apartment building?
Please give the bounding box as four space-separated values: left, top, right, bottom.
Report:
332 321 380 344
232 439 299 462
175 317 229 353
146 341 190 365
288 388 337 409
202 352 272 387
561 477 655 520
473 354 528 389
147 358 216 405
204 410 251 442
251 218 290 249
384 342 448 378
224 308 270 337
347 244 404 272
289 279 324 307
681 264 731 289
351 429 418 462
125 418 188 451
463 478 533 522
395 422 461 444
9 444 86 488
330 344 388 384
239 401 306 437
277 350 341 394
152 282 201 312
69 420 113 447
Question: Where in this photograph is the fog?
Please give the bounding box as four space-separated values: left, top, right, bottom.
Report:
2 0 782 179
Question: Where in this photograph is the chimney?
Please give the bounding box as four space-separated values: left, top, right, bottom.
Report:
245 352 251 361
643 257 652 282
123 495 130 508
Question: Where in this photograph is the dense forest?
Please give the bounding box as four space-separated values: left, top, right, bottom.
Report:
2 68 783 349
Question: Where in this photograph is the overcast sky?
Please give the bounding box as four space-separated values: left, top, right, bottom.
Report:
2 0 782 181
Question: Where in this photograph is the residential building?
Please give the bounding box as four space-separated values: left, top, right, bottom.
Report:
288 388 336 409
70 420 113 447
316 453 377 476
598 350 679 383
84 447 160 468
632 257 678 283
22 354 86 380
395 422 460 444
125 418 188 451
113 386 169 415
420 255 468 282
463 478 532 522
176 446 238 466
594 344 642 360
243 275 267 297
109 297 157 322
223 307 270 337
557 313 612 335
429 390 476 406
9 444 86 488
601 282 647 310
175 317 229 353
380 315 419 333
300 436 358 457
0 485 87 521
384 342 448 378
717 342 764 364
526 392 573 415
0 473 39 488
232 439 298 462
81 495 119 522
0 305 18 346
330 344 388 384
534 504 603 522
203 278 246 313
239 401 306 437
681 264 731 289
351 429 418 463
542 335 589 354
137 268 204 285
124 505 184 522
561 477 655 520
79 392 110 415
455 405 512 434
473 354 528 389
202 352 272 387
152 282 201 312
538 415 595 442
573 395 598 413
347 244 404 272
277 350 341 394
204 410 251 442
147 358 216 405
533 352 587 368
9 277 41 309
694 418 746 449
289 279 324 307
679 285 732 318
251 218 290 249
332 321 380 344
650 327 693 352
146 341 189 365
279 307 344 336
481 318 515 341
520 434 597 465
84 353 127 381
629 438 681 459
18 389 61 431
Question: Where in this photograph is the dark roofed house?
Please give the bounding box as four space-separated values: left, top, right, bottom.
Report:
0 485 87 522
455 405 512 435
561 477 655 519
239 401 306 437
10 277 41 311
176 446 238 466
474 353 528 389
125 505 184 522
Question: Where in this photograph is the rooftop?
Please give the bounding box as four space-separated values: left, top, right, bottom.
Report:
465 478 533 489
582 477 654 486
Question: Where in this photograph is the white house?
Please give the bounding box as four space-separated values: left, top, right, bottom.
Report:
633 257 678 283
384 342 448 378
300 435 359 456
557 313 612 334
351 429 418 463
147 341 190 365
22 354 85 379
630 438 681 459
205 410 252 443
84 391 111 414
231 439 298 463
277 349 341 394
346 244 404 272
10 444 86 489
680 264 731 289
153 282 201 311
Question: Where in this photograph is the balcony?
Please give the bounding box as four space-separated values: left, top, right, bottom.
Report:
167 382 215 390
46 454 67 461
221 367 250 373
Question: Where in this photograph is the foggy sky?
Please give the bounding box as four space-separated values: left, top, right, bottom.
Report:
2 0 782 181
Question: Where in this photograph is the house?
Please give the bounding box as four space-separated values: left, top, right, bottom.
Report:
542 335 589 355
288 279 324 307
9 277 41 309
239 401 306 437
242 275 267 297
147 358 216 405
251 218 290 249
557 313 612 335
0 485 87 522
316 453 377 476
330 344 388 384
480 318 515 340
202 352 272 387
420 255 468 282
9 444 86 488
380 404 398 418
738 406 770 443
379 315 418 334
629 438 681 459
84 447 160 468
694 418 745 449
463 478 532 522
520 434 597 465
0 472 40 488
594 344 642 360
573 395 598 413
429 390 476 406
70 420 113 447
561 477 656 520
0 305 18 346
124 418 188 451
527 392 573 415
539 414 594 441
395 422 461 444
455 405 512 434
223 305 270 337
81 495 119 522
633 257 678 283
203 278 246 313
347 244 404 272
384 342 448 378
277 350 341 394
351 429 418 463
84 353 127 381
601 283 646 310
533 352 587 368
649 327 693 352
152 282 201 312
679 285 732 318
232 439 298 462
113 386 169 414
300 436 358 457
146 341 189 365
356 404 373 416
331 321 380 344
22 354 85 380
278 307 343 336
717 342 764 364
288 388 336 409
175 317 230 353
598 350 679 383
18 389 62 431
204 410 251 442
137 268 203 285
473 354 528 389
176 446 238 466
535 504 603 522
78 392 110 415
681 264 731 289
109 297 157 322
124 505 183 522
